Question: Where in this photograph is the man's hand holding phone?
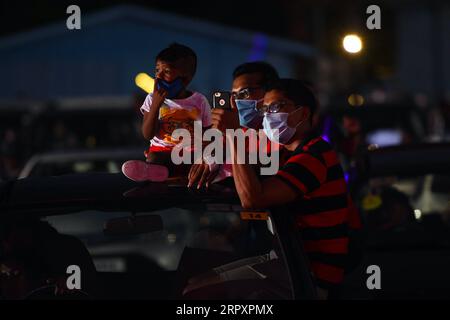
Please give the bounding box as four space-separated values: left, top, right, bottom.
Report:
211 91 240 132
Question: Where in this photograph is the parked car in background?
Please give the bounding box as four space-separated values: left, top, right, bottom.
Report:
18 148 143 178
342 143 450 299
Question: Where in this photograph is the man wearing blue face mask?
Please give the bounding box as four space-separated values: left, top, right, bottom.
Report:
223 79 360 299
214 61 279 131
188 62 280 188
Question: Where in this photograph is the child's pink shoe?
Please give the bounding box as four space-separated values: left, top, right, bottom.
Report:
121 160 169 182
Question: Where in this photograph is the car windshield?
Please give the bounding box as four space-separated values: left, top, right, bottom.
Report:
1 204 293 300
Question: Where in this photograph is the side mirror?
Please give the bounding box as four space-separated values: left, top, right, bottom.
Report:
104 214 163 236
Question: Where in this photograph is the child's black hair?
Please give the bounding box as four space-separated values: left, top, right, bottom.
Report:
232 61 279 88
266 78 318 115
156 43 197 77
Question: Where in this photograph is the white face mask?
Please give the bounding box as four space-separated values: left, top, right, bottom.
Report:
262 107 305 145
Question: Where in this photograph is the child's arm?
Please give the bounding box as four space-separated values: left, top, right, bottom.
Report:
142 86 167 141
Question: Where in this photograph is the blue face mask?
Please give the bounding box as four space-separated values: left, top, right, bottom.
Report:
235 99 264 128
156 77 184 99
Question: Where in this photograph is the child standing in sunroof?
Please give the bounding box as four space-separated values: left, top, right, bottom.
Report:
122 43 211 181
122 43 212 182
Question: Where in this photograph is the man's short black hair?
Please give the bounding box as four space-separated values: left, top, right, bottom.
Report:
232 61 279 87
266 78 318 115
156 43 197 77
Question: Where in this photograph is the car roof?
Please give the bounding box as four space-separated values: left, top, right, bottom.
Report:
356 142 450 178
0 173 239 217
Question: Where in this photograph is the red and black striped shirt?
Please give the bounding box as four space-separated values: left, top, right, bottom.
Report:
275 134 357 289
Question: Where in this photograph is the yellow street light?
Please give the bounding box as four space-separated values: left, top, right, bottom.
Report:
343 34 363 54
135 73 155 93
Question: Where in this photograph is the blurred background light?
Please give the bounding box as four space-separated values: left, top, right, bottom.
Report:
167 233 177 243
367 129 403 147
348 93 364 107
371 89 387 104
135 73 154 93
414 209 422 220
248 33 268 61
343 34 363 53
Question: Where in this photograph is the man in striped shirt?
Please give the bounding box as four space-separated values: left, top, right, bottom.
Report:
226 79 358 299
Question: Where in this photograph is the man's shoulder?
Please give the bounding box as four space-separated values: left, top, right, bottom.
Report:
295 136 332 155
290 136 334 166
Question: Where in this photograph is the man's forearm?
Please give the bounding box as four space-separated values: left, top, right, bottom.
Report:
232 164 263 209
229 136 299 209
231 143 264 209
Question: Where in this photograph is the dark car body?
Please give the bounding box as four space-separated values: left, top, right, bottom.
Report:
2 143 449 300
0 173 316 300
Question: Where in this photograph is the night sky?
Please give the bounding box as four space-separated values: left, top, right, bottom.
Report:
0 0 290 38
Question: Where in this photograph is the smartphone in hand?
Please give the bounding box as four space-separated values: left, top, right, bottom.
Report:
213 91 231 109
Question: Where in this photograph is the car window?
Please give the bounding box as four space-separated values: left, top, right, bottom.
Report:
34 205 294 299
